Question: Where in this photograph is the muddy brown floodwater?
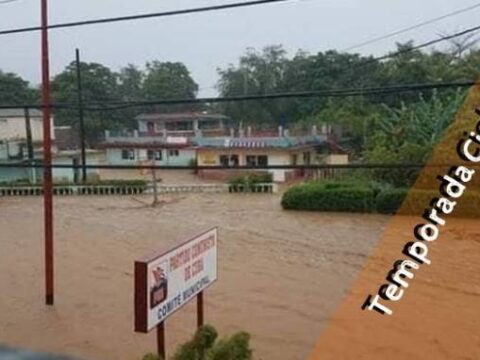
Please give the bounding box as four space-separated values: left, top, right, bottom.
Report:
0 194 389 360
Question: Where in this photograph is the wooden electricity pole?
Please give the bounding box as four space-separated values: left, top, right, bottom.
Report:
24 107 36 184
41 0 54 306
75 48 87 183
152 165 159 206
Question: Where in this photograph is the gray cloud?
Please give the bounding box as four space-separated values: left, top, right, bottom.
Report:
0 0 478 96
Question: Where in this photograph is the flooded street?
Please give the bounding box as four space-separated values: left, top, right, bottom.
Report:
0 194 389 360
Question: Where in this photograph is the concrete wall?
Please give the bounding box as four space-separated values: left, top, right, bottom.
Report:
0 167 30 183
196 148 347 183
197 149 290 166
0 142 8 159
0 117 54 141
106 148 195 166
106 148 137 165
267 153 290 182
325 154 349 165
52 153 100 183
137 118 224 136
197 150 221 166
197 149 291 182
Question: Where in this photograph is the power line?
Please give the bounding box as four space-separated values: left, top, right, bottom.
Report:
0 0 23 4
349 23 480 72
0 0 292 37
343 2 480 52
0 163 476 170
0 0 476 96
84 81 476 111
0 80 474 111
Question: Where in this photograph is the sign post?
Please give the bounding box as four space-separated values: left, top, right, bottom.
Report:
157 322 165 359
135 228 218 358
197 291 204 328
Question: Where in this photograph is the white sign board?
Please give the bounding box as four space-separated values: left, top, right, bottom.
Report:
135 228 218 332
166 136 188 145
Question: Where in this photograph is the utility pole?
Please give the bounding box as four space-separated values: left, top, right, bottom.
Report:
24 107 36 184
75 48 87 183
151 164 159 206
41 0 54 306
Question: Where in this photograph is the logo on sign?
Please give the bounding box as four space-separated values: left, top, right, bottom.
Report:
150 262 168 309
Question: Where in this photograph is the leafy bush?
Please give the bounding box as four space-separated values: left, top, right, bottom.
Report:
227 176 245 186
228 172 273 192
194 324 218 351
375 188 409 214
247 172 273 184
143 353 162 360
228 173 272 185
172 325 218 360
88 179 148 187
363 90 466 187
281 182 375 212
282 182 480 218
322 181 357 190
207 332 252 360
168 325 252 360
376 188 480 218
321 180 387 196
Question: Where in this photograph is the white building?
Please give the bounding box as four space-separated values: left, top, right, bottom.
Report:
0 109 101 183
0 108 54 142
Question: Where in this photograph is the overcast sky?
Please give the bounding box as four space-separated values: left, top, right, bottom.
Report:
0 0 480 96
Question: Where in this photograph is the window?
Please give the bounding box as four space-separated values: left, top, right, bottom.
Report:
219 155 239 167
303 152 311 165
147 150 162 161
168 149 180 157
198 119 221 130
165 121 193 131
246 155 268 167
291 154 298 165
121 149 135 160
258 155 268 167
146 121 155 134
220 155 229 167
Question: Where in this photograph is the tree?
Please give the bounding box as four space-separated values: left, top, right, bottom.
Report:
217 45 289 125
51 61 122 143
301 97 383 153
0 70 38 105
117 64 145 124
118 64 144 101
364 89 466 186
444 32 479 60
216 46 381 126
142 61 199 112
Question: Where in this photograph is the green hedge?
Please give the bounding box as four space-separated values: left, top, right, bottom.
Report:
376 188 480 218
227 173 273 192
282 182 480 218
91 179 148 187
375 188 410 214
281 182 375 212
228 173 273 185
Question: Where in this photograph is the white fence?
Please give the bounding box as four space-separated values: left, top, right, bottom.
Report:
0 183 277 196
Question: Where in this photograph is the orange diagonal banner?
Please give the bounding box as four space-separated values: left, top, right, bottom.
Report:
308 84 480 359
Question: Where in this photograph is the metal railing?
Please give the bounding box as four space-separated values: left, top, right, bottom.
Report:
0 182 277 196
